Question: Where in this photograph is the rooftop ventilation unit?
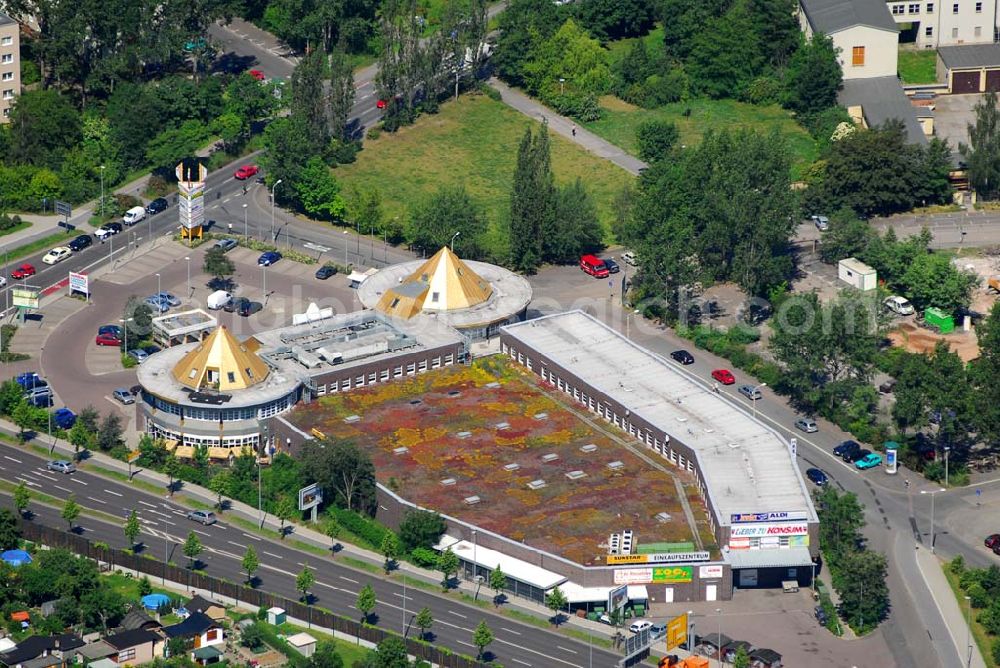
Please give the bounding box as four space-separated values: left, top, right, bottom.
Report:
580 444 598 453
527 479 547 490
393 447 409 455
494 422 510 430
440 478 457 486
534 412 548 420
565 470 587 480
463 495 481 506
607 461 624 471
344 415 361 423
541 453 559 463
456 431 472 439
503 463 520 471
655 512 673 523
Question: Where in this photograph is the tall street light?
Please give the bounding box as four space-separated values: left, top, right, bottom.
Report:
716 608 723 665
243 203 249 241
921 487 946 553
945 446 951 486
965 595 973 668
753 382 767 420
270 179 283 243
184 256 191 297
155 273 161 301
120 317 134 354
99 165 106 218
343 230 349 265
451 231 461 252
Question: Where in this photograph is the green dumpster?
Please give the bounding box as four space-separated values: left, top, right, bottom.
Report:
925 307 954 334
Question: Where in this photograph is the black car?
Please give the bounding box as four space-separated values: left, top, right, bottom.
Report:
315 265 337 280
603 258 620 274
833 439 860 458
224 297 248 313
805 468 828 486
146 197 168 214
106 222 123 234
671 349 695 365
68 234 93 251
238 300 263 317
815 605 828 626
850 448 872 464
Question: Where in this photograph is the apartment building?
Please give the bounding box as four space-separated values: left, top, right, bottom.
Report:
887 0 997 47
798 0 900 80
0 13 19 122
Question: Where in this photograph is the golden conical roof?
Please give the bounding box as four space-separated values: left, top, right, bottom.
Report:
171 326 269 391
376 246 492 319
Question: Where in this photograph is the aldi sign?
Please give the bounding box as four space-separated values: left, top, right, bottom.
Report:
730 511 809 524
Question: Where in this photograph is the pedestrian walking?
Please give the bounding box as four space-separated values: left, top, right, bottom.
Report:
242 184 247 195
572 125 577 137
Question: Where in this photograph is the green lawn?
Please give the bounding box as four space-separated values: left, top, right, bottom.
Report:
584 96 820 180
898 49 939 84
606 25 665 63
336 94 634 240
944 566 997 666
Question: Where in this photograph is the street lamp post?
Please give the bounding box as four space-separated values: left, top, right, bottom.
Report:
343 230 349 265
99 165 106 219
451 231 461 252
270 179 283 243
716 608 723 665
966 595 973 668
120 317 134 353
155 273 161 301
243 203 248 241
921 487 947 553
753 382 767 420
559 77 565 94
185 257 191 296
261 263 267 297
945 446 951 486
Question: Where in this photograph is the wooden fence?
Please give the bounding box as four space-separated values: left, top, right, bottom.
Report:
19 522 489 668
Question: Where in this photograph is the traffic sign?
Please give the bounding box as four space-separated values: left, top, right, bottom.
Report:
54 200 71 218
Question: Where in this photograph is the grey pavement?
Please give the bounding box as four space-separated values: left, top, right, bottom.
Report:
487 78 647 176
914 545 986 668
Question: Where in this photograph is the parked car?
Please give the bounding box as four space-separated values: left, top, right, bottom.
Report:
811 214 830 231
47 460 76 474
153 292 181 307
122 206 146 226
579 254 609 278
42 246 71 265
248 69 265 81
814 605 828 626
95 222 122 240
206 290 233 310
53 408 76 430
806 468 828 486
795 417 818 433
127 349 150 364
258 251 282 266
26 387 53 407
146 197 168 214
621 251 637 266
884 295 915 316
878 379 897 395
315 265 337 280
187 510 217 525
602 258 620 274
738 384 762 400
0 276 6 287
112 388 135 405
234 165 259 180
985 534 1000 554
95 331 122 346
11 263 35 279
629 620 652 634
833 440 860 459
671 350 694 365
238 300 263 317
144 296 170 313
711 368 735 385
650 622 667 638
68 234 93 251
15 372 47 391
213 238 238 252
99 324 123 338
855 452 883 470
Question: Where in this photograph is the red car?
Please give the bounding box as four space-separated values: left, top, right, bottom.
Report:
376 99 386 109
11 263 35 279
95 332 121 346
248 69 265 81
711 368 736 385
234 165 259 180
986 534 1000 554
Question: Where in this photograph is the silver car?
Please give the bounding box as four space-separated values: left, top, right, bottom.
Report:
47 460 76 474
738 384 762 400
187 510 217 525
811 214 830 231
795 418 818 433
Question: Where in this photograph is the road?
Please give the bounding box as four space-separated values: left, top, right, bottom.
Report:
0 446 619 668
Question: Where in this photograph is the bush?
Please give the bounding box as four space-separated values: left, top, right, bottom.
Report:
328 507 392 550
481 85 502 102
742 76 783 105
366 127 382 141
120 353 137 369
968 582 990 609
992 638 1000 666
326 139 360 166
410 547 438 567
145 175 170 198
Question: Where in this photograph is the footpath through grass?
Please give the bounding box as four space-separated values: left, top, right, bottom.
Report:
898 49 939 84
585 96 819 180
336 94 633 241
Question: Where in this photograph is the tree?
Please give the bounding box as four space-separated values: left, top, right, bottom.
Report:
494 0 562 87
8 90 82 170
80 587 127 633
508 124 555 273
732 644 751 668
349 187 385 244
0 508 19 550
380 533 399 573
437 548 459 589
472 620 494 660
301 439 377 515
784 32 842 117
276 494 297 539
208 472 231 510
687 0 763 99
398 510 447 552
521 19 612 101
973 303 1000 446
814 487 866 566
489 566 507 606
406 185 488 259
68 406 99 459
164 454 181 496
573 0 655 41
838 550 890 631
241 622 264 650
901 252 979 312
145 120 211 170
123 509 141 549
294 157 347 221
960 92 1000 200
0 380 25 416
547 177 604 264
296 564 315 601
225 72 278 140
242 545 260 585
369 637 408 668
635 120 679 163
12 401 33 442
13 480 30 517
183 531 202 569
414 606 434 640
819 209 874 264
61 494 80 531
291 48 329 148
97 413 123 452
356 583 376 624
328 49 356 143
261 116 318 198
203 246 235 289
545 586 568 625
308 641 344 668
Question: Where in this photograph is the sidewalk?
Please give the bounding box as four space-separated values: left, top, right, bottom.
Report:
914 544 986 668
488 78 648 176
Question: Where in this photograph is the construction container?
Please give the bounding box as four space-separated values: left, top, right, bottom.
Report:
924 307 955 334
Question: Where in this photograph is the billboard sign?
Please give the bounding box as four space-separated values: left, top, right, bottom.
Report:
730 523 809 538
12 288 38 309
885 446 898 474
608 584 628 613
298 483 323 511
613 566 694 585
606 551 710 566
730 511 809 524
699 565 724 578
666 613 688 650
69 271 89 296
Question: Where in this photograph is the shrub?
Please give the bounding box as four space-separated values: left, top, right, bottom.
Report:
145 175 170 198
481 85 502 102
410 547 438 568
968 582 990 609
992 638 1000 666
366 127 382 141
329 507 392 549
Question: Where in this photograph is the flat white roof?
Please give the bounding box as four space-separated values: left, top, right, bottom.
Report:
839 257 875 274
502 311 817 526
435 536 567 590
559 581 649 604
286 633 317 647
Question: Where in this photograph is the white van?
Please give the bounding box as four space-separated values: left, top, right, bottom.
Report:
206 290 233 310
123 206 146 226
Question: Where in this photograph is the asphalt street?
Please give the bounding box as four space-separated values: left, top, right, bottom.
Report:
0 446 619 668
